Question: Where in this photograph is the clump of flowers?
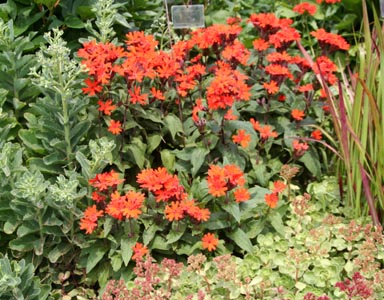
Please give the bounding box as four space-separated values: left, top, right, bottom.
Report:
206 164 250 203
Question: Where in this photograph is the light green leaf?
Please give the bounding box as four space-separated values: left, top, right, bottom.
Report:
268 212 285 237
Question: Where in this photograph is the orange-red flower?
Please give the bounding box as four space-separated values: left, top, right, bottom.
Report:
232 129 251 148
164 201 184 221
137 167 185 202
311 28 350 51
82 78 102 96
265 192 279 208
222 39 250 65
129 86 148 105
311 129 323 140
202 233 219 252
150 87 165 101
313 56 338 85
207 164 246 197
206 61 251 110
272 180 286 193
122 190 145 219
132 242 149 261
234 187 250 202
291 109 305 121
252 38 269 51
105 190 126 220
268 27 301 50
293 140 309 156
293 3 317 16
89 170 125 191
98 99 116 115
263 80 279 94
298 84 313 93
80 205 104 234
224 109 238 120
258 124 278 139
108 120 122 135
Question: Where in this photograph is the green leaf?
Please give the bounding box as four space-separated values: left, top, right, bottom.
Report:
3 218 20 234
16 220 39 237
70 120 91 147
268 212 285 236
166 222 187 244
299 150 321 179
226 228 253 253
121 236 137 266
164 114 183 140
48 243 72 263
86 245 108 273
18 129 45 154
110 255 123 273
204 212 231 230
64 15 85 28
151 236 170 251
9 234 39 252
161 149 175 170
126 138 146 169
143 223 161 245
191 147 209 176
222 202 241 223
147 134 162 154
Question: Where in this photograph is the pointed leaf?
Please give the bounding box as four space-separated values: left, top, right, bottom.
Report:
226 228 253 253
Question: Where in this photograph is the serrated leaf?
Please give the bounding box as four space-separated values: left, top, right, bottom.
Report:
226 228 253 253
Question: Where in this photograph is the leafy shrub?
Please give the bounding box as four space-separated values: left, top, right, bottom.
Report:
0 255 50 300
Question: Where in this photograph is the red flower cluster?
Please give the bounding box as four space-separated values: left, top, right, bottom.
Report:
232 129 251 148
311 28 350 52
335 272 373 299
81 171 146 234
207 164 250 202
313 56 338 85
137 167 210 222
250 118 278 140
293 3 317 16
206 61 251 110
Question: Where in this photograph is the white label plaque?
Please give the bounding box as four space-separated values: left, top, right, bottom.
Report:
171 5 205 29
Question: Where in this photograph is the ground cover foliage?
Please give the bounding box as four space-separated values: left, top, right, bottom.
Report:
0 0 383 299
